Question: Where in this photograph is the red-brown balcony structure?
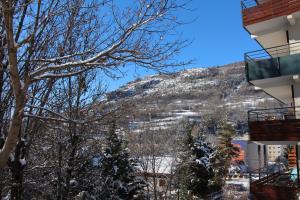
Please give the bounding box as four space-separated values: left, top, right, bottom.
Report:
249 165 300 199
248 106 300 141
241 0 300 27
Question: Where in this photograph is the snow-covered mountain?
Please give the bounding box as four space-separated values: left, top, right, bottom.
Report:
105 62 280 134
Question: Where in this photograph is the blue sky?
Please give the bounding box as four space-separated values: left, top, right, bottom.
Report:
105 0 261 91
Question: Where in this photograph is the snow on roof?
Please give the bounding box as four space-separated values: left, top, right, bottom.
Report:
138 156 177 175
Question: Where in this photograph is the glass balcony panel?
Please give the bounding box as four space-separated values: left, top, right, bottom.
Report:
279 53 300 76
247 58 280 81
245 42 300 81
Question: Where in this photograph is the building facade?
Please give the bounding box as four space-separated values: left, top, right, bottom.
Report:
268 145 285 161
241 0 300 199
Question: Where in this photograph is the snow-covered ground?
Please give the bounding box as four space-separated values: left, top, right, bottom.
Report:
226 178 250 189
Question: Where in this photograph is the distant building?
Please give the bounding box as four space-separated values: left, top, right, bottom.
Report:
137 156 177 197
267 145 285 162
288 145 297 167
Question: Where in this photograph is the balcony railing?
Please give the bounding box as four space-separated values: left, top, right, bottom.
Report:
250 165 299 199
241 0 300 26
248 106 300 141
249 164 297 185
245 42 300 81
248 106 298 122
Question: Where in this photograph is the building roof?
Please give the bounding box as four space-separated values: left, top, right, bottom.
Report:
138 156 177 175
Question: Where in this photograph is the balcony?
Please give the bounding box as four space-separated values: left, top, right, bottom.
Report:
245 42 300 82
248 106 300 141
249 165 299 199
241 0 300 26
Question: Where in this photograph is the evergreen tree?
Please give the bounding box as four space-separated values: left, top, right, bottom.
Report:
177 125 193 200
189 135 216 196
100 122 147 200
210 123 239 187
177 125 216 199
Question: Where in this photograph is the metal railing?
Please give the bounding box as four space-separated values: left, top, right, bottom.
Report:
245 42 300 62
241 0 259 9
249 165 279 183
249 164 298 187
245 42 300 81
248 106 300 122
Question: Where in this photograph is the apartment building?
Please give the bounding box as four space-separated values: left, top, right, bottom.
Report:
241 0 300 199
268 145 285 161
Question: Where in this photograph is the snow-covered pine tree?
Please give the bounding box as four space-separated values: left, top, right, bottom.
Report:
189 135 216 197
177 125 217 199
100 121 147 200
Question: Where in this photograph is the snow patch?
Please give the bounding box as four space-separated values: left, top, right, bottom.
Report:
19 158 26 166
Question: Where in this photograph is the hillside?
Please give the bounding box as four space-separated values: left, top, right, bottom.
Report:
105 62 280 135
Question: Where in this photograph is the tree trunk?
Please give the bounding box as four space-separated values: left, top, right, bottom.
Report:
57 139 63 200
10 160 24 200
64 131 77 199
0 1 27 169
10 134 26 200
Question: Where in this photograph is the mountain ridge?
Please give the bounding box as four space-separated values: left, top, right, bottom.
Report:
105 62 280 134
